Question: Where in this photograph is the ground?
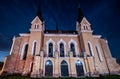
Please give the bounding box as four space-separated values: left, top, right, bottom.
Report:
0 75 120 79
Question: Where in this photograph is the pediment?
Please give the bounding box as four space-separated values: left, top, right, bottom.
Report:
80 17 91 26
31 16 42 24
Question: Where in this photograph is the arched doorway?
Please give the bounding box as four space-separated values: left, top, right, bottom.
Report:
45 60 53 77
75 60 84 76
61 60 69 77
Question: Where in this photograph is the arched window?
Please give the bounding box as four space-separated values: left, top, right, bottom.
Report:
95 46 103 62
48 43 53 57
33 42 36 56
88 42 93 56
36 25 39 29
83 26 88 30
75 60 84 76
22 44 28 60
83 26 86 30
70 43 76 57
60 43 65 57
35 24 39 29
45 60 53 77
86 26 88 30
61 60 69 76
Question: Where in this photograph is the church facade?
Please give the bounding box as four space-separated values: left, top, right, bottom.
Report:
1 5 120 78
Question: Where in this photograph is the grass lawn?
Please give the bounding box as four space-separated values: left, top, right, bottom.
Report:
0 75 120 79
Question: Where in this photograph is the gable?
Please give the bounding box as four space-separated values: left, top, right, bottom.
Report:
80 17 91 26
31 16 42 24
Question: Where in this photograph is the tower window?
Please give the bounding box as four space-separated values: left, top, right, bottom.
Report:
35 24 39 29
83 26 86 30
86 26 88 30
83 26 88 30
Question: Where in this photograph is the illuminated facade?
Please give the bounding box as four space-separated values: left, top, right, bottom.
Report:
1 5 120 78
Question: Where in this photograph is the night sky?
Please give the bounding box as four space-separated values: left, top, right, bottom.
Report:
0 0 120 61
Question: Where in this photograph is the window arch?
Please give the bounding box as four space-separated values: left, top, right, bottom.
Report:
86 26 88 30
88 42 94 56
95 45 103 62
83 26 86 30
61 60 69 77
21 43 28 60
45 60 53 77
68 39 77 57
32 41 37 56
48 43 53 57
75 60 84 76
60 43 65 57
58 39 66 57
70 43 76 57
46 39 55 57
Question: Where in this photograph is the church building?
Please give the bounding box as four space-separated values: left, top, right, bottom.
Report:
0 2 120 78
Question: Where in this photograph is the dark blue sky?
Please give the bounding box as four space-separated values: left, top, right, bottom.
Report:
0 0 120 61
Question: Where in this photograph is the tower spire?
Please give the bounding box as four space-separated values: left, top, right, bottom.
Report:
77 3 84 23
37 0 43 22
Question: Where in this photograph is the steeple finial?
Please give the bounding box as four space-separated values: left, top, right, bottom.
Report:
37 0 44 22
77 3 84 23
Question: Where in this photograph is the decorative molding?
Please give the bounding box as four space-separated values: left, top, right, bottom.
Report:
30 29 42 32
44 34 78 37
80 30 93 33
93 35 102 38
19 33 30 36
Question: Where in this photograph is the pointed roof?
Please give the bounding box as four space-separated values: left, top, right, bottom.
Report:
77 4 84 23
36 0 44 22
